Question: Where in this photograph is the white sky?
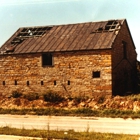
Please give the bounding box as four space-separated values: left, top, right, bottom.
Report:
0 0 140 60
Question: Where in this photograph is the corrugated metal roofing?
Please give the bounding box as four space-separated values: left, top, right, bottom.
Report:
0 19 125 54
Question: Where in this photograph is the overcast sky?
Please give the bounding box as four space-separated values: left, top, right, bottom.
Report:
0 0 140 60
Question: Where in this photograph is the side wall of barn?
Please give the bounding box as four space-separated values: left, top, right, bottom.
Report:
0 50 112 97
112 20 137 95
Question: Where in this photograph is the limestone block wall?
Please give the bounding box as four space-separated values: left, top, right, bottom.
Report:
112 21 137 95
0 50 112 97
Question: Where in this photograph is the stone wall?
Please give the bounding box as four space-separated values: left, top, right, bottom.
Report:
0 50 112 97
112 21 137 95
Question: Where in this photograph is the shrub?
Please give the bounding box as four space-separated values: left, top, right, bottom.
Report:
129 94 140 101
24 93 39 101
74 96 88 104
97 96 105 104
11 90 22 98
43 90 64 103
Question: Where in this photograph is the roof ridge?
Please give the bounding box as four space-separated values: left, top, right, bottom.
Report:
18 19 126 29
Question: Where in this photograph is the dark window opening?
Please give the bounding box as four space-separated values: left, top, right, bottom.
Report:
122 41 127 59
42 53 53 66
41 81 44 85
15 80 17 85
68 80 70 85
92 71 100 78
27 81 29 86
54 81 56 85
3 81 5 86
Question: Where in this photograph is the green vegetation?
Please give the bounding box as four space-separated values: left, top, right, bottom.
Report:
11 90 22 98
0 126 139 140
43 90 64 103
0 108 139 119
127 94 140 101
6 90 140 118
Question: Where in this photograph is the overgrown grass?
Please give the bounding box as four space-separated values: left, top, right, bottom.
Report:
127 94 140 101
5 90 140 118
0 107 140 119
0 126 139 140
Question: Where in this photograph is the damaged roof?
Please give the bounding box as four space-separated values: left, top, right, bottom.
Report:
0 19 125 54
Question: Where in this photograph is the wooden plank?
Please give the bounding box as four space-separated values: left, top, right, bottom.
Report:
78 23 96 50
36 26 57 52
48 25 69 52
42 26 63 52
60 24 79 51
86 22 106 50
55 24 74 51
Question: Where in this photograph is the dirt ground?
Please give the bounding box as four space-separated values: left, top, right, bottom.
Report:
0 95 140 111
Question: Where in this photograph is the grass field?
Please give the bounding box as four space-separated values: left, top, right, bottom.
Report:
0 126 139 140
0 107 139 119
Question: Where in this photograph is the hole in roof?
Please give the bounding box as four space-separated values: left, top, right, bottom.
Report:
10 26 53 46
104 26 110 30
91 20 119 34
28 30 33 36
106 20 114 25
105 20 119 31
98 27 104 31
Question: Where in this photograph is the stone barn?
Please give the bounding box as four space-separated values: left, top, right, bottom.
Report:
0 19 137 97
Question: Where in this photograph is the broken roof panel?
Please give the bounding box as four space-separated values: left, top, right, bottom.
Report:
0 19 125 54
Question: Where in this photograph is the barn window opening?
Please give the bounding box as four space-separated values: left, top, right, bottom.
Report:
15 80 18 85
27 81 29 86
122 41 127 59
11 26 53 46
54 80 56 85
3 81 5 86
68 80 70 85
41 81 44 85
42 53 53 66
92 71 100 78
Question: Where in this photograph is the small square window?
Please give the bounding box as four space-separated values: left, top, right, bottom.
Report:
42 53 53 66
3 81 5 86
54 80 56 85
15 80 17 85
68 80 70 85
92 71 100 78
41 81 44 85
27 81 29 86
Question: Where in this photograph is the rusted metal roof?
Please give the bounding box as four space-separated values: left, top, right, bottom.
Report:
0 19 125 54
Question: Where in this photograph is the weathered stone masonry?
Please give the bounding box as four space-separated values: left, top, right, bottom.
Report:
112 21 137 95
0 19 137 97
0 50 112 97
